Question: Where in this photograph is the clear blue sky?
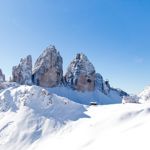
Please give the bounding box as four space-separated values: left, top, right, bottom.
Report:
0 0 150 94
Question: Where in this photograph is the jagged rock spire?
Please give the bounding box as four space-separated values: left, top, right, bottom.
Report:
0 69 5 82
65 53 96 91
12 55 32 85
32 45 63 87
95 73 104 92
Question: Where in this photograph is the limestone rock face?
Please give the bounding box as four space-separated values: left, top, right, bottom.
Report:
95 74 111 95
32 45 63 87
0 69 5 82
95 73 104 92
12 55 32 85
103 80 111 95
65 53 96 91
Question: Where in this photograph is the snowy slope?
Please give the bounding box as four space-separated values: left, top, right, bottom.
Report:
29 103 150 150
0 85 150 150
0 85 87 150
47 86 122 105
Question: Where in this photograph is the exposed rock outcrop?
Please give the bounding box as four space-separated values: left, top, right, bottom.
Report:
95 73 112 95
113 88 128 97
103 80 111 95
12 55 32 85
0 69 5 82
65 53 96 91
95 73 128 97
32 45 63 87
95 73 104 92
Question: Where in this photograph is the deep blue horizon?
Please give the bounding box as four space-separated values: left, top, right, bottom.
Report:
0 0 150 94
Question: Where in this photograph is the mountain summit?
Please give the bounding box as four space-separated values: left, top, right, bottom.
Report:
32 45 63 87
65 53 96 91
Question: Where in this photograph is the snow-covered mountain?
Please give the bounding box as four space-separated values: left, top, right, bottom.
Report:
123 86 150 104
2 45 149 150
0 45 128 105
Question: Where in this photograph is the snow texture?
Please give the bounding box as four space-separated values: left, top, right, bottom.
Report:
30 103 150 150
47 86 123 105
0 84 150 150
0 85 87 150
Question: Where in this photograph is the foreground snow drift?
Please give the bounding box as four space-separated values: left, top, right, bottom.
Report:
0 85 87 150
30 104 150 150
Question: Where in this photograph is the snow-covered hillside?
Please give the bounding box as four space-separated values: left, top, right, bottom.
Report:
47 86 123 105
0 85 150 150
30 103 150 150
0 85 87 150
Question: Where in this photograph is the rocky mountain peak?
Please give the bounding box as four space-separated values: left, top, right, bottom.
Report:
0 69 5 82
32 45 63 87
65 53 96 91
42 45 57 57
12 55 32 85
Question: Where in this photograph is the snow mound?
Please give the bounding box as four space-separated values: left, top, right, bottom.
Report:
0 85 86 117
0 85 54 112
